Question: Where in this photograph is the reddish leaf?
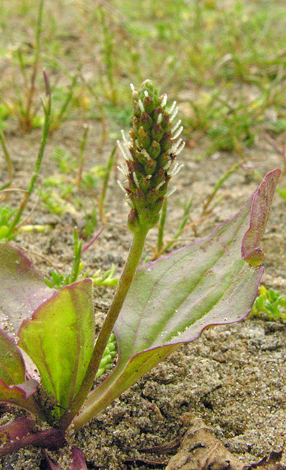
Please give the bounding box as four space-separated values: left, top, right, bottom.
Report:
0 329 39 413
0 243 56 335
242 169 281 266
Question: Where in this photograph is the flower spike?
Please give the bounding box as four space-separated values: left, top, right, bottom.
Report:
118 80 184 232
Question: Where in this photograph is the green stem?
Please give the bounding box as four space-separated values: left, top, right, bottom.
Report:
157 197 193 258
77 124 90 188
99 145 116 222
25 0 44 128
157 197 167 255
0 131 13 181
6 82 51 239
58 225 149 430
73 343 178 430
201 161 242 216
54 71 78 129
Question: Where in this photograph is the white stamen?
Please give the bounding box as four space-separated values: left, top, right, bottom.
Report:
130 83 135 92
133 172 140 188
117 180 127 194
166 186 177 198
171 119 181 134
117 165 128 177
175 141 185 156
168 161 178 175
117 140 130 161
146 174 152 179
138 99 145 112
169 100 177 115
144 90 149 97
169 162 184 177
157 113 162 124
123 142 134 161
163 160 172 170
121 130 130 147
171 138 183 154
170 106 179 123
171 125 183 141
156 181 165 191
161 94 167 108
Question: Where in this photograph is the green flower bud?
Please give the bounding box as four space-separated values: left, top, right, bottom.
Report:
117 80 184 233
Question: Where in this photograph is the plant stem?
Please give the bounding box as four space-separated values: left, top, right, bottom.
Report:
53 70 79 130
0 130 13 182
99 5 117 104
77 124 90 188
98 145 116 221
155 197 193 259
5 77 51 239
157 197 167 255
201 161 242 216
24 0 44 129
58 225 149 430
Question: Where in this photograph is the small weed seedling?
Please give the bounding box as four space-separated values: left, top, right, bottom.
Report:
44 228 118 290
251 285 286 321
0 81 281 468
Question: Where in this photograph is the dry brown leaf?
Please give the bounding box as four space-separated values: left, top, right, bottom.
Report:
165 415 244 470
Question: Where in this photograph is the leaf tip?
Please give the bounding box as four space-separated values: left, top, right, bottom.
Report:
241 168 281 265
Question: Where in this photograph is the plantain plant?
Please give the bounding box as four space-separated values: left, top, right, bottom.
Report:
0 80 281 468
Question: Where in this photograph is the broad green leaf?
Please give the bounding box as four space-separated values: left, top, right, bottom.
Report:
0 243 56 335
18 279 94 417
0 329 25 385
76 169 280 425
0 329 39 413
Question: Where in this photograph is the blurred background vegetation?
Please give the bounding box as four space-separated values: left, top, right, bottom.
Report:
1 0 286 154
1 0 286 315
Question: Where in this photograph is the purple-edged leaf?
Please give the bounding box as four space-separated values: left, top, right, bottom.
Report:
242 169 281 266
0 329 39 413
18 280 94 418
0 417 38 457
71 447 88 470
0 424 65 457
0 375 38 409
78 169 280 422
42 452 61 470
43 448 88 470
0 243 56 335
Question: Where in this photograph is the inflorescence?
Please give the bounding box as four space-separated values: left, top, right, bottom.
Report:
117 80 184 232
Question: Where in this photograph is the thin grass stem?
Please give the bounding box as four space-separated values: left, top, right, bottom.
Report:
99 145 116 221
5 74 51 238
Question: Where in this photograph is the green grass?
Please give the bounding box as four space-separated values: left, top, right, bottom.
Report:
1 0 286 151
1 0 286 244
